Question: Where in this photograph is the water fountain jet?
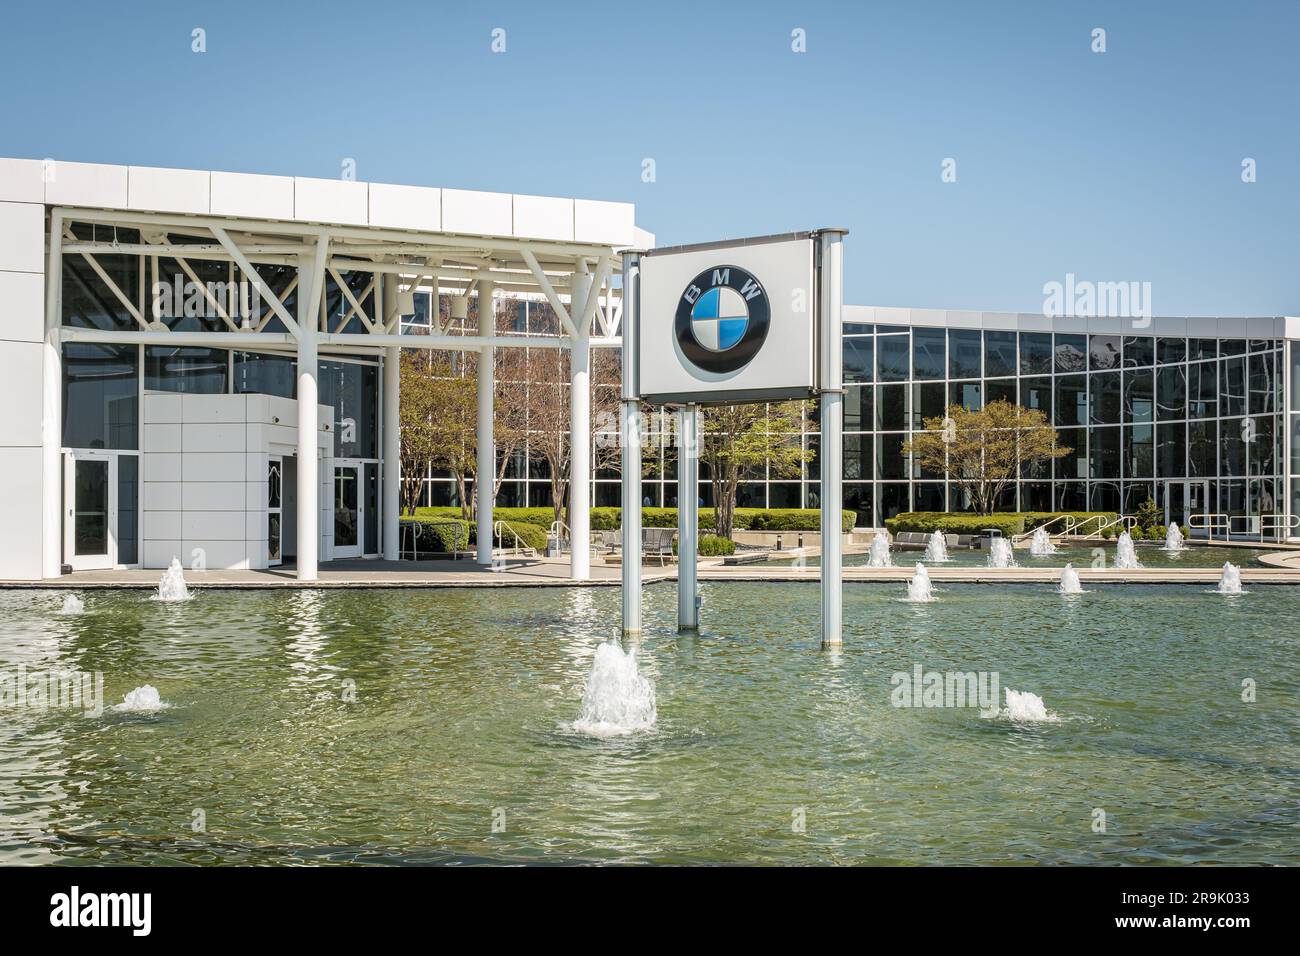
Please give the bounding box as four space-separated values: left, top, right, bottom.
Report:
1059 563 1084 595
905 562 935 602
154 557 192 602
572 643 657 737
1164 522 1186 552
59 594 84 615
1029 526 1058 556
1216 562 1243 595
987 537 1016 568
923 531 949 563
1114 531 1142 570
867 532 892 568
113 685 168 713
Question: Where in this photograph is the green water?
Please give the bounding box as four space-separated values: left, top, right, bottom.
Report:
1 582 1296 865
768 544 1274 569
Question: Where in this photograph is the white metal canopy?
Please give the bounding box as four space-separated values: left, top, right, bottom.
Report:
36 159 646 584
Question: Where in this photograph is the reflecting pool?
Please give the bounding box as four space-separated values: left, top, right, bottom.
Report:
0 582 1296 865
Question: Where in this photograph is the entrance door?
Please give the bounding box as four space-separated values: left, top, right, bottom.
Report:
268 456 283 567
333 461 363 559
64 452 116 571
1176 479 1212 538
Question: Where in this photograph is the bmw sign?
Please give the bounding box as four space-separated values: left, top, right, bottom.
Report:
637 233 819 404
675 266 769 373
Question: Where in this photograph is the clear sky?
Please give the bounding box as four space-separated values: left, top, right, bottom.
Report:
1 0 1295 314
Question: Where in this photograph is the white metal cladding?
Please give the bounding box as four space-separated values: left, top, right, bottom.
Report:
2 157 642 246
638 235 816 404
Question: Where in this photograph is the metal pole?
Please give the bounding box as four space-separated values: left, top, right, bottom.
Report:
620 252 643 636
677 403 699 629
818 229 848 648
42 209 63 578
569 269 593 580
475 279 495 564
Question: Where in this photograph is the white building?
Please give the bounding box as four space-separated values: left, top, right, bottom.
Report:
0 157 650 581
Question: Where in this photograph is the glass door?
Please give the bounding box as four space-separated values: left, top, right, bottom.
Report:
1184 479 1212 539
333 461 362 559
268 456 283 567
63 452 116 571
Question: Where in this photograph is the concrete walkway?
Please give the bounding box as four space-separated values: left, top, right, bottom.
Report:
0 557 675 590
4 551 1300 589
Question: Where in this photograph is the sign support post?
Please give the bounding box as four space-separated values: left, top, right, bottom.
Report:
677 403 699 630
818 229 847 648
620 251 643 637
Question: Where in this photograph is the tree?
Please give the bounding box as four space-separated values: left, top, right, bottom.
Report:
902 399 1069 514
523 315 623 526
398 350 475 517
700 401 813 539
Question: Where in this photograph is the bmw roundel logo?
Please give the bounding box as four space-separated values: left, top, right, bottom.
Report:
674 265 770 373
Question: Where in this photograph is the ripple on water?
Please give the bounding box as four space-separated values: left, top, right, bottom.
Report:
0 581 1295 865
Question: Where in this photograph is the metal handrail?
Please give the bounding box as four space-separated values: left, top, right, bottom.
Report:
1068 515 1107 538
1188 513 1229 538
1191 512 1299 542
1260 513 1300 539
401 518 464 561
548 518 571 550
494 519 537 557
403 520 423 561
1073 514 1136 540
1010 514 1076 546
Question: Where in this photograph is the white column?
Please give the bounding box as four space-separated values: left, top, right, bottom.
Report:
41 209 63 578
569 269 592 580
476 280 494 564
296 251 320 581
677 404 699 629
620 252 643 635
819 230 848 648
382 276 401 561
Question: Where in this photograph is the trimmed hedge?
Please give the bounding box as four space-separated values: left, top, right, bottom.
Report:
672 534 737 557
399 517 469 555
885 511 1119 537
413 506 856 534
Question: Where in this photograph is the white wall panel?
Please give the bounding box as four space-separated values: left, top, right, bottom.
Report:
574 199 635 246
294 177 369 226
441 188 513 236
0 341 43 446
43 161 129 209
0 270 48 343
128 166 211 215
0 446 42 579
0 201 45 273
369 183 441 231
513 194 574 241
0 159 45 203
210 171 295 220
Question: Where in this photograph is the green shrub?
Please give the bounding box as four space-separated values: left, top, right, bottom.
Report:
672 534 736 557
1134 497 1162 530
494 520 549 552
888 511 1120 537
399 517 469 555
1020 511 1118 532
886 512 1026 536
745 508 855 533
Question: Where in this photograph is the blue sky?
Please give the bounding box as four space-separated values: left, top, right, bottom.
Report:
1 0 1295 313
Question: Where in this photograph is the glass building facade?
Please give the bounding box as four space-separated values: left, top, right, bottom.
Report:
833 311 1288 535
408 302 1293 537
